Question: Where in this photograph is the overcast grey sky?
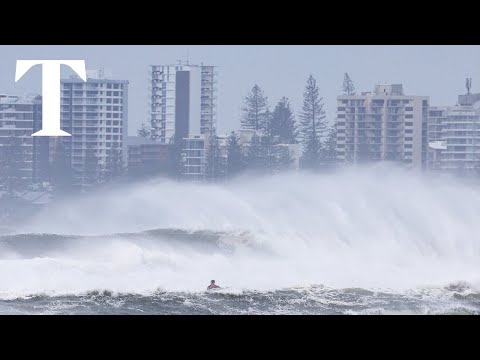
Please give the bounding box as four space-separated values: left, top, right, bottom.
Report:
1 45 480 135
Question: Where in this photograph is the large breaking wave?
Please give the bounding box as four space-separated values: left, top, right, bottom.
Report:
1 164 480 300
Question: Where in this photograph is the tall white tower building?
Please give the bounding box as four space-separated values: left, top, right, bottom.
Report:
149 63 217 143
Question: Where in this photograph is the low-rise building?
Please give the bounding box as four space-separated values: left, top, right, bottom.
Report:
127 137 173 178
182 134 206 181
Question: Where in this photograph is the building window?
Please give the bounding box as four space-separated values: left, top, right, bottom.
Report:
405 114 413 119
405 137 413 141
405 107 413 111
405 122 413 126
404 144 413 149
107 91 112 96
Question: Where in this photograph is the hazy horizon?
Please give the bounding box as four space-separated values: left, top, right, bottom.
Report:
1 45 480 136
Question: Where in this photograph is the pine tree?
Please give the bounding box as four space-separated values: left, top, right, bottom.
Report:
321 125 337 169
0 133 27 195
50 139 74 194
138 123 151 140
300 75 327 170
205 129 226 182
260 109 274 141
302 133 322 169
104 142 124 182
241 84 269 131
342 73 356 96
245 134 268 172
261 109 279 171
83 145 100 187
168 134 185 180
272 97 298 144
226 131 246 178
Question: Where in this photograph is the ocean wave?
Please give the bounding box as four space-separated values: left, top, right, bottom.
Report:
0 166 480 302
1 284 479 315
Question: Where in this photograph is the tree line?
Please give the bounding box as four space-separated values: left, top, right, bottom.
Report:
0 134 125 197
205 73 358 180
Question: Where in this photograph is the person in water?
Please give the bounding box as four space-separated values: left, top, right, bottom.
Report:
207 280 220 290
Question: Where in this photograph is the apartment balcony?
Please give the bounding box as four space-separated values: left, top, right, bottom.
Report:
442 136 478 140
446 142 480 147
74 124 100 128
442 150 480 154
201 71 218 76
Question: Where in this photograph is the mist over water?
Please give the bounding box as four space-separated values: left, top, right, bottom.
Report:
1 164 480 312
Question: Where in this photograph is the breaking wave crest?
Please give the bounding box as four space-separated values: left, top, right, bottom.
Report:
1 164 480 309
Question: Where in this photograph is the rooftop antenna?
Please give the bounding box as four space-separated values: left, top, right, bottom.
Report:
466 77 472 94
99 66 104 79
186 48 190 66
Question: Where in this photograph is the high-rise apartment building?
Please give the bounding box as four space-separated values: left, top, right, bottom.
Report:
336 84 428 169
149 63 217 143
59 71 129 183
427 93 480 172
0 94 47 185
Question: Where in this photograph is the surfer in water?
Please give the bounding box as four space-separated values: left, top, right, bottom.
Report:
207 280 220 290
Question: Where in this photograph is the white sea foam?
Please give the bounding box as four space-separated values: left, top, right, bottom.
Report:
1 164 480 298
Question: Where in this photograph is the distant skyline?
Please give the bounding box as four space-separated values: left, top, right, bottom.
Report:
1 45 480 136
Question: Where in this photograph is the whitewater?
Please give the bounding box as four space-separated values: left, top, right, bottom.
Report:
1 164 480 314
